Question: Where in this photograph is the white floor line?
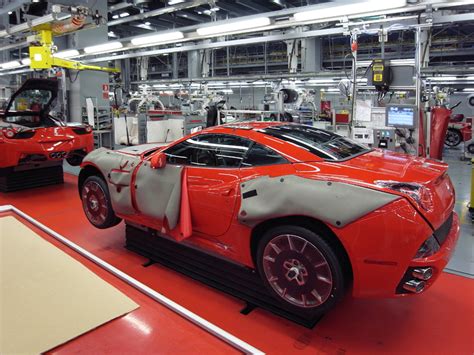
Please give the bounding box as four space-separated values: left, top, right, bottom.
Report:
0 204 264 355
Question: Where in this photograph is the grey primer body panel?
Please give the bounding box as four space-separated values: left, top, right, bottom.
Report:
83 148 183 229
135 162 183 230
238 175 399 228
83 148 141 216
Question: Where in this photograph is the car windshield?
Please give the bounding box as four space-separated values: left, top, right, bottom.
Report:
258 124 370 161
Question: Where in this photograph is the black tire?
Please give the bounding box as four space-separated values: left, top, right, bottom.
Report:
445 128 462 147
468 143 474 154
81 175 122 229
256 225 346 314
207 106 218 127
283 112 294 122
280 89 298 104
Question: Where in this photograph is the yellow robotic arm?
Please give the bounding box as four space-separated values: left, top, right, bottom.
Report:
28 24 119 74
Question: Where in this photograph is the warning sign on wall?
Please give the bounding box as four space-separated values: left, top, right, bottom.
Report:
102 84 109 100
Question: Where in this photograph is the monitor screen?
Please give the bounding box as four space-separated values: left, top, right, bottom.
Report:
385 105 416 128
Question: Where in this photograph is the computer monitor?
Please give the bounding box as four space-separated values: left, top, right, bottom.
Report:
385 105 416 128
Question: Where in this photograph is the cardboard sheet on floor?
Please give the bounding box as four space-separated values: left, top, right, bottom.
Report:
0 216 139 354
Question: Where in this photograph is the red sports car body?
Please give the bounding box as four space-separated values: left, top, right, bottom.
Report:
0 78 93 170
79 122 459 313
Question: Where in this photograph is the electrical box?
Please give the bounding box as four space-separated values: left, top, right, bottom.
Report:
374 128 396 150
371 59 391 92
351 126 373 144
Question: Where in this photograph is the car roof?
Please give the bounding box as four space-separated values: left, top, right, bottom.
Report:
203 121 287 134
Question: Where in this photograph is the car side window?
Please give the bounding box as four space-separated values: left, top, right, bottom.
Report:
241 143 288 167
164 134 252 168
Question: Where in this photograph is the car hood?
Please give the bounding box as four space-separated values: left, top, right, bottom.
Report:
4 78 58 116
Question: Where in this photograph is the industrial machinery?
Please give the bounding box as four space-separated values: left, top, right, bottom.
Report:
371 59 392 94
374 128 396 150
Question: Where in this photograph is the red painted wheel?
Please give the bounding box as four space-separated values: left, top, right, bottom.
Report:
257 225 346 312
81 176 121 229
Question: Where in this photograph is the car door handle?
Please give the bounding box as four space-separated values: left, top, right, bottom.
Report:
221 188 234 196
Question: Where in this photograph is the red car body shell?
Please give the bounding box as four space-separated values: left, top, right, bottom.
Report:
0 125 94 168
82 121 460 298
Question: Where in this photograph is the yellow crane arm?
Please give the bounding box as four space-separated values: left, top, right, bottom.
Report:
28 29 119 73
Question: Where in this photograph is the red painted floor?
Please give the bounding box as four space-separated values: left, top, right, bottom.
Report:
1 174 473 355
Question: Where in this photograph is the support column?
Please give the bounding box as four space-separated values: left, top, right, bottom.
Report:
67 2 108 123
286 39 300 74
301 37 322 73
188 50 200 79
172 52 179 79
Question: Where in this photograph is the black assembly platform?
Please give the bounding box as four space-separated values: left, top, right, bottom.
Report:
0 164 64 192
125 223 323 328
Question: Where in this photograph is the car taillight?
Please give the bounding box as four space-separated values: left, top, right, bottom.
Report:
374 180 434 211
2 128 16 138
414 235 440 259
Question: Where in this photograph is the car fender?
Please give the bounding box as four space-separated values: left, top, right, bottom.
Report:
238 175 400 228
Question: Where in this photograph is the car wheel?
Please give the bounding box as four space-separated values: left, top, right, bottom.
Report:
257 225 346 313
81 175 121 229
445 128 462 147
468 143 474 154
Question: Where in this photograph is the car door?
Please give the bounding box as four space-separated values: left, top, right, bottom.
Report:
164 133 252 237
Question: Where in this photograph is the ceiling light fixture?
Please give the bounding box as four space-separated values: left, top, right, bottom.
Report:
168 0 185 4
131 31 184 46
293 0 407 22
120 12 130 18
21 58 31 65
112 14 119 19
1 61 21 69
426 76 457 81
197 17 271 36
54 49 80 58
84 41 123 54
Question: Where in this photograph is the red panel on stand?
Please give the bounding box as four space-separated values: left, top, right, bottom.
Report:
430 107 451 160
1 174 473 355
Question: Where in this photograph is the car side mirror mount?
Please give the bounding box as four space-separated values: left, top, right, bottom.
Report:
150 152 167 169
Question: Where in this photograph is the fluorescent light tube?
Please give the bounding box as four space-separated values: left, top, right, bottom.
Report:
21 58 31 65
168 0 185 4
84 41 123 54
427 76 457 81
1 60 21 69
197 17 271 36
119 12 129 18
54 49 80 58
294 0 407 22
131 31 184 46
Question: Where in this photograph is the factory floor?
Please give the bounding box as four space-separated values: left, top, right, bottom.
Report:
444 143 473 277
1 145 472 354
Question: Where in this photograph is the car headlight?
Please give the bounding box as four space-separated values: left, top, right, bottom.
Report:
374 180 433 212
414 235 440 259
